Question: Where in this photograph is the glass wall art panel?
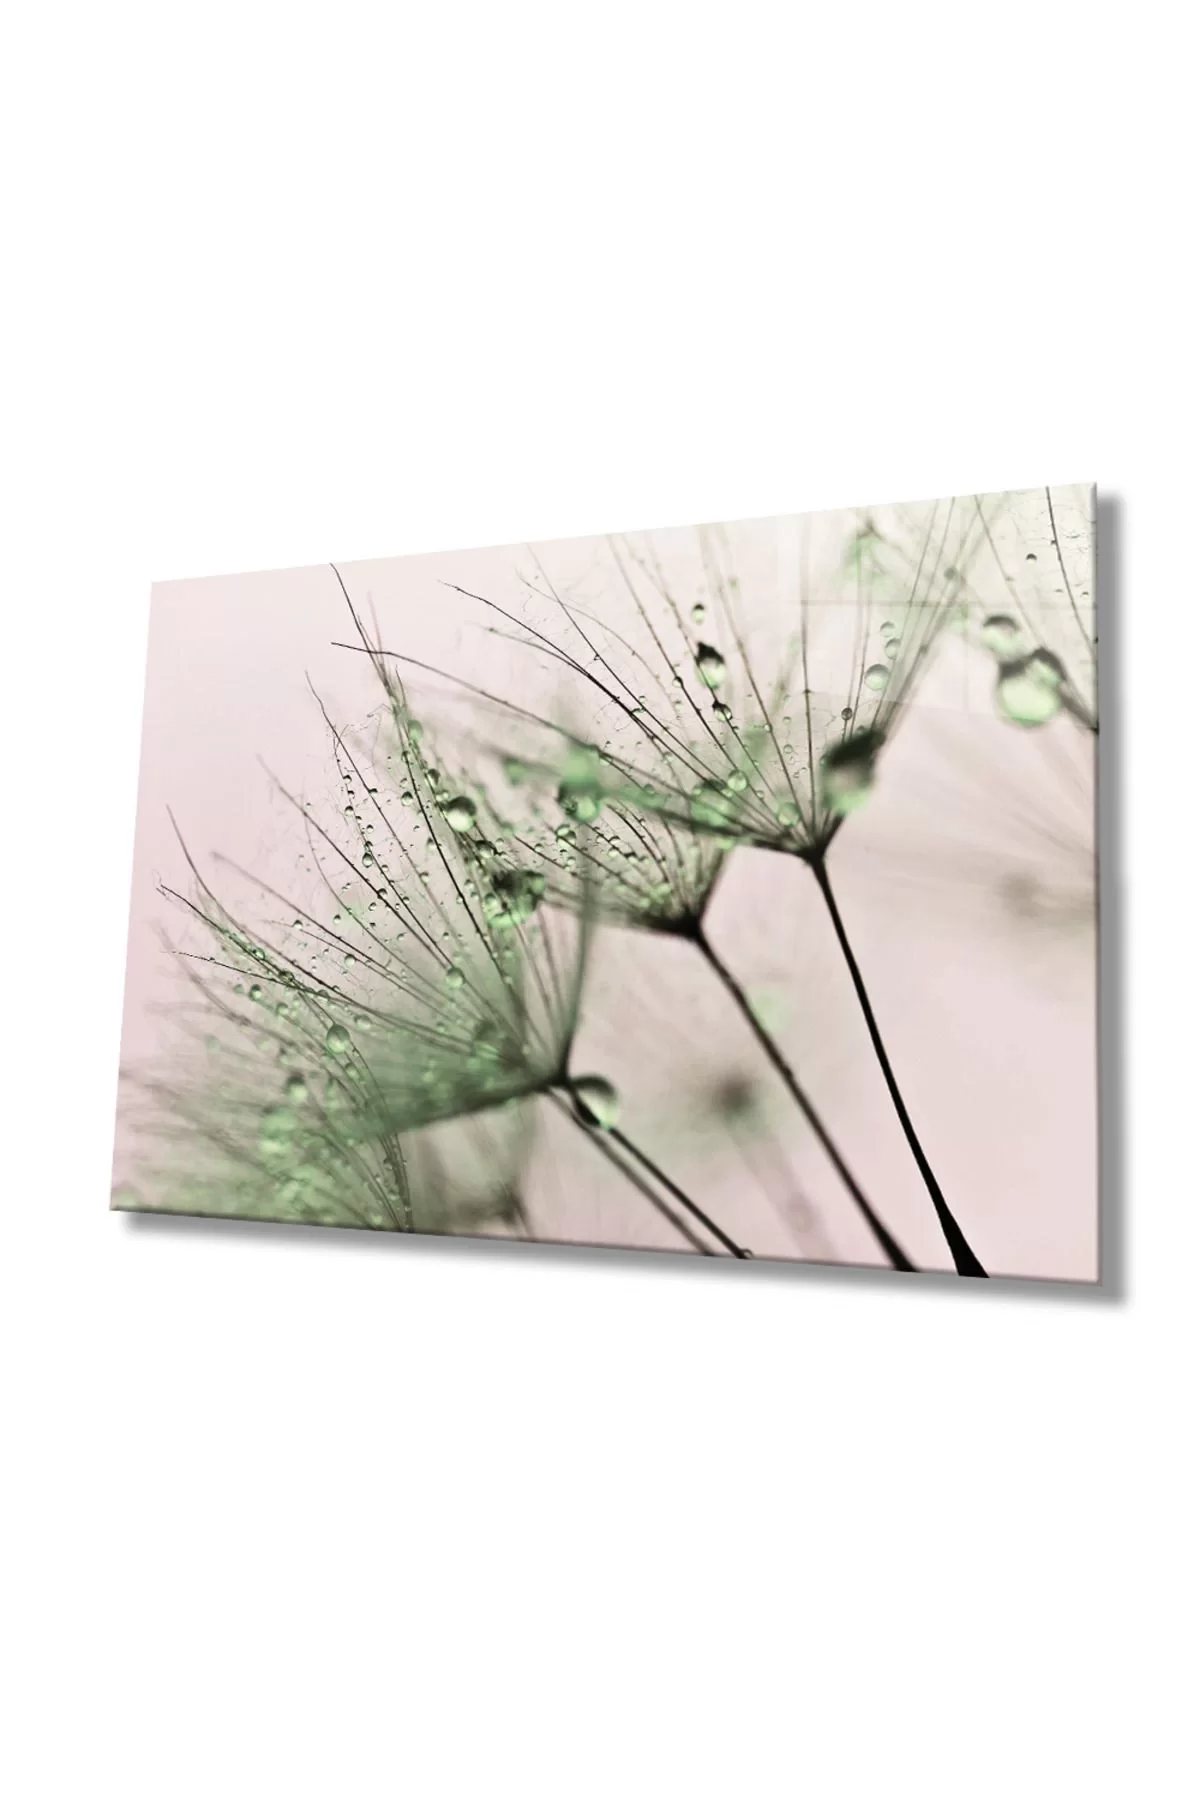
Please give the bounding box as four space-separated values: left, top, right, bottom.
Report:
113 485 1099 1281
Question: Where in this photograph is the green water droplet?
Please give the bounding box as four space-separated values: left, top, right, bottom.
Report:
557 743 605 823
695 643 727 690
570 1074 620 1131
863 664 889 692
996 652 1064 726
981 614 1024 657
487 868 546 928
692 602 706 625
284 1074 308 1106
558 780 602 823
444 964 464 989
822 728 883 816
775 799 801 826
248 983 263 1003
443 795 477 832
325 1023 351 1057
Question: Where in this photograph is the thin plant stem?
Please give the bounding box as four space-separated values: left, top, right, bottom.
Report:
549 1091 738 1256
605 1122 750 1258
692 927 915 1273
809 854 987 1278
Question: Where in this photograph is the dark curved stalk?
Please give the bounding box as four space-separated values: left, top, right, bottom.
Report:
809 855 987 1278
693 928 915 1273
550 1091 743 1257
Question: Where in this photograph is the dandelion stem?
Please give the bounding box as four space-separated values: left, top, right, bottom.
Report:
808 855 987 1278
692 928 915 1273
551 1091 747 1257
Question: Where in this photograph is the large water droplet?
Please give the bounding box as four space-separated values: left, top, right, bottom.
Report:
487 868 546 928
695 643 727 690
284 1073 308 1106
444 964 464 989
325 1023 351 1057
442 795 477 833
995 651 1064 726
775 799 801 827
863 664 889 692
692 602 706 625
981 614 1024 657
570 1074 620 1130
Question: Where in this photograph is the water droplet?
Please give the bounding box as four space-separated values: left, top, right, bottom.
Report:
325 1023 351 1057
775 799 801 827
486 868 546 928
695 643 727 690
284 1074 308 1105
570 1074 620 1130
692 602 706 625
864 664 889 692
442 795 477 833
444 965 464 989
995 651 1064 726
557 743 604 823
981 614 1024 657
841 706 854 722
248 983 263 1003
822 728 883 816
503 757 528 785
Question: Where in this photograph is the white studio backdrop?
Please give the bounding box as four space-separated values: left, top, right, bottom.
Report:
1 4 1196 1797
